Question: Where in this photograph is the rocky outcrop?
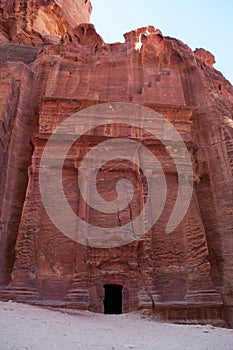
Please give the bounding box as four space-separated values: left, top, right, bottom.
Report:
0 1 233 328
0 0 92 45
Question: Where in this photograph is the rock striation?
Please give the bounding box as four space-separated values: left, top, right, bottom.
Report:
0 0 233 327
0 0 92 45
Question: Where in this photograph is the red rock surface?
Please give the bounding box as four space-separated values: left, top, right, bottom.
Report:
0 0 92 44
0 1 233 327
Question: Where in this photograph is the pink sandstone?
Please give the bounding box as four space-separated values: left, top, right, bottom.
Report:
0 0 232 328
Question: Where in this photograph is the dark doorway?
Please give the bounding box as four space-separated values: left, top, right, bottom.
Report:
104 284 123 314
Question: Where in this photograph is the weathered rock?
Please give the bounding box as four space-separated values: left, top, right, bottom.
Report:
0 62 39 287
0 0 92 44
0 1 233 328
194 48 216 66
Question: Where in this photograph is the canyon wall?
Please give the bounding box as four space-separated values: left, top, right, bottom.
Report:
0 0 92 44
0 1 233 327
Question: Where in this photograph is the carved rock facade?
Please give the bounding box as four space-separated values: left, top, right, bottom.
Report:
0 1 233 327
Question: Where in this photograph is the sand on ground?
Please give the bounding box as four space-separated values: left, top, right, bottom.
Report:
0 301 233 350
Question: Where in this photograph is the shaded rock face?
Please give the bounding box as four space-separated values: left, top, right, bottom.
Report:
0 1 233 327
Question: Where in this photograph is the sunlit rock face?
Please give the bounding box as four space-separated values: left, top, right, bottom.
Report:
0 0 92 44
0 1 233 327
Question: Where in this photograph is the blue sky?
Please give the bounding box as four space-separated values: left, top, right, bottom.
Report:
91 0 233 84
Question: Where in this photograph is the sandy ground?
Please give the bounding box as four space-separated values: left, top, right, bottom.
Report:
0 301 233 350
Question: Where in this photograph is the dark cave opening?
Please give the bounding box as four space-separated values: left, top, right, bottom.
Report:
104 284 123 315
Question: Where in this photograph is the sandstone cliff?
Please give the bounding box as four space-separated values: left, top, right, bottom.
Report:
0 0 233 327
0 0 92 44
